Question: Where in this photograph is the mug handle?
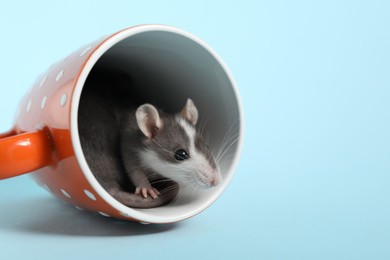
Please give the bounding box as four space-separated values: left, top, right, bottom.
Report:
0 129 53 180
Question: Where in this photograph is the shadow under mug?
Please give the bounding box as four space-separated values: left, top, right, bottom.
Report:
0 25 243 224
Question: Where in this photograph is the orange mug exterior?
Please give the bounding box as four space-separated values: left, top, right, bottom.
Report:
0 25 243 224
0 29 137 221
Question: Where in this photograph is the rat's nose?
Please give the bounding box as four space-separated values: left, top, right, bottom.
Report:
210 176 219 187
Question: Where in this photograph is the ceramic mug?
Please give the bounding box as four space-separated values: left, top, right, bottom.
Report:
0 25 243 224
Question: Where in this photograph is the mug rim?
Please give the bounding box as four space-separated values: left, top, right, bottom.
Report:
70 24 244 223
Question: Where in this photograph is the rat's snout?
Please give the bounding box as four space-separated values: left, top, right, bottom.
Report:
210 177 219 187
195 168 222 189
209 170 222 187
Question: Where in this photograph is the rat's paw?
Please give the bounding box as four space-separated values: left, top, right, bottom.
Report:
135 186 161 199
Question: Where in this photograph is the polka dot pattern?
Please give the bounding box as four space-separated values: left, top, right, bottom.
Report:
16 31 151 222
26 100 32 112
56 69 64 81
61 189 71 198
120 212 130 217
98 211 110 217
39 75 47 88
43 184 51 191
41 96 47 109
60 93 67 106
80 46 92 57
84 189 96 201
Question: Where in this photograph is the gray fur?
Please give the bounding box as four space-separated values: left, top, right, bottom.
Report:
78 70 218 209
78 71 178 208
121 112 191 166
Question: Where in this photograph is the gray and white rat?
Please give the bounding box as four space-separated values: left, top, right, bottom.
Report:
78 71 221 208
119 98 222 200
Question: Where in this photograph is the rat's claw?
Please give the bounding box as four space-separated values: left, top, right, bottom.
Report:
141 188 148 198
135 187 159 199
135 187 161 199
153 188 161 196
149 189 159 199
145 188 158 199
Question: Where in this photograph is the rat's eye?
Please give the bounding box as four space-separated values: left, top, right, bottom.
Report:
174 149 189 161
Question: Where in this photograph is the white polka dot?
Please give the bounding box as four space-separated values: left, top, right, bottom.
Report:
61 189 71 198
80 46 92 56
84 189 96 201
120 212 130 217
75 206 84 211
43 184 51 191
98 211 110 217
41 96 47 109
60 93 67 106
35 121 44 130
56 69 64 81
26 100 32 112
140 222 151 225
39 75 47 88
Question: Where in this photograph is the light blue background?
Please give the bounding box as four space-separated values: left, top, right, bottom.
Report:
0 0 389 259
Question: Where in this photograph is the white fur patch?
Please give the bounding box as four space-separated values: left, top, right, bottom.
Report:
176 117 220 186
176 117 196 148
139 149 194 184
139 116 221 188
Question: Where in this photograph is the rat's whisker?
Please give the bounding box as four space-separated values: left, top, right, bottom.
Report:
159 184 182 195
214 121 239 161
216 136 239 164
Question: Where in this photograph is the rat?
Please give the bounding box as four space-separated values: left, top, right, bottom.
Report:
119 98 222 200
78 71 221 208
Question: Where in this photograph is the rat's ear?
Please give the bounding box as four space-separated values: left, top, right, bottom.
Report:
180 98 198 125
136 104 162 139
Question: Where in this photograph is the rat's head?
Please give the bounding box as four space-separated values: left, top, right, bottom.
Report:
136 99 221 189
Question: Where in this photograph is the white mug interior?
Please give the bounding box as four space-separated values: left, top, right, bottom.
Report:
71 25 244 223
